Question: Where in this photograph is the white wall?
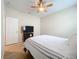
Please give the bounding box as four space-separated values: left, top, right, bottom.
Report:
1 0 5 58
22 15 40 36
41 5 77 38
6 7 40 42
6 5 77 40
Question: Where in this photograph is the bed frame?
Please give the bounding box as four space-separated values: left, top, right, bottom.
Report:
23 47 34 59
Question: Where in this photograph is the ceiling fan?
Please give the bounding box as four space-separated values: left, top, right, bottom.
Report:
31 0 53 12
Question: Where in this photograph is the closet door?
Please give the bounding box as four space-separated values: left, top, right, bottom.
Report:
6 17 19 45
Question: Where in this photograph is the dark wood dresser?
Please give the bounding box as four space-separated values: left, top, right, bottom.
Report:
22 32 33 42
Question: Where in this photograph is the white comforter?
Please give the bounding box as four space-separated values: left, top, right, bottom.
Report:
24 35 77 59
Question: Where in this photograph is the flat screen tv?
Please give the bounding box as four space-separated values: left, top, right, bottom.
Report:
24 26 33 32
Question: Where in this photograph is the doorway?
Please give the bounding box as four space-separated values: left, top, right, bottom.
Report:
6 17 19 45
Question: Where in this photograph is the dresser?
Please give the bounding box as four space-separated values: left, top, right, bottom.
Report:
22 32 33 42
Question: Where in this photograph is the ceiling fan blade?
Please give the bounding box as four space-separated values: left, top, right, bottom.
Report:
39 0 43 3
46 3 53 7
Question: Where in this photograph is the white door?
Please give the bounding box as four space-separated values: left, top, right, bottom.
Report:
6 17 18 45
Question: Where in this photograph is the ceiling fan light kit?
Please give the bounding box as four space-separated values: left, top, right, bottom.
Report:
31 0 53 12
38 3 46 12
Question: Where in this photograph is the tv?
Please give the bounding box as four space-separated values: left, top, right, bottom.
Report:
24 26 33 32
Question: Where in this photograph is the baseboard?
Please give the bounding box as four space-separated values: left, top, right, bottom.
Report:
5 42 23 46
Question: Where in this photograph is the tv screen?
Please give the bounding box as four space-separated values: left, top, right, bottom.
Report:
24 26 33 32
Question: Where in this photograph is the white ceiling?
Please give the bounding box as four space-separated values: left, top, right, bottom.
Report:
5 0 77 17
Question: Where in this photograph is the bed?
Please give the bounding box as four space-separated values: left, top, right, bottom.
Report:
24 35 77 59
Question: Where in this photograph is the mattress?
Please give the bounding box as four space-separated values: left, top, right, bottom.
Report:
24 35 76 59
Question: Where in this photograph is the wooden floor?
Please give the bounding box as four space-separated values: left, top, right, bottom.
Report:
4 43 34 59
